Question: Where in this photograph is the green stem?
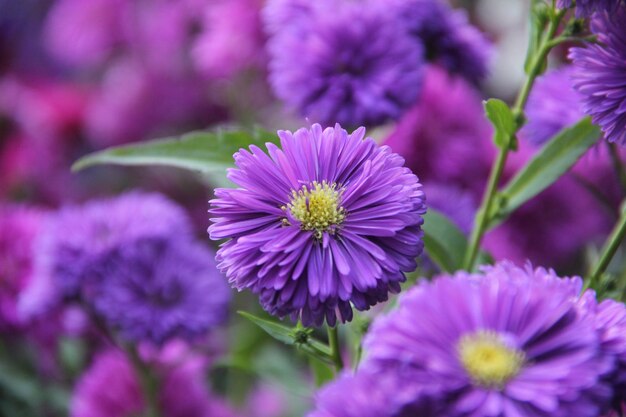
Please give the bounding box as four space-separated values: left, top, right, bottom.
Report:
589 201 626 287
126 346 160 417
608 143 626 192
462 9 566 271
326 325 343 372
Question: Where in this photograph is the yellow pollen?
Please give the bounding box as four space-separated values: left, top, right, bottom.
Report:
286 181 345 239
457 331 524 389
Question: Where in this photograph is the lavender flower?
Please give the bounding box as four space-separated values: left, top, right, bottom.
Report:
19 192 192 318
391 0 493 84
86 238 230 345
266 2 424 127
557 0 623 18
522 66 585 146
570 9 626 145
352 262 613 417
209 124 426 327
72 347 239 417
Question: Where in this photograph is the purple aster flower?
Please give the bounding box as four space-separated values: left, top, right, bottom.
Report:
353 262 613 417
522 66 585 146
390 0 493 84
0 205 47 331
557 0 623 18
266 2 424 127
595 298 626 403
19 192 192 318
209 124 426 327
383 66 494 197
85 238 230 345
72 347 240 417
570 9 626 145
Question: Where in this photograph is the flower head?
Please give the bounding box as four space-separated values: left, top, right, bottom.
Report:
391 0 493 84
557 0 623 18
19 192 192 318
209 124 426 327
353 262 613 417
570 9 626 145
522 66 585 146
266 1 424 127
85 238 230 345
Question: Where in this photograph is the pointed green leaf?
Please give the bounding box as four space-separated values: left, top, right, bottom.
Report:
237 312 333 365
72 128 278 187
422 210 468 272
484 99 517 149
488 117 601 228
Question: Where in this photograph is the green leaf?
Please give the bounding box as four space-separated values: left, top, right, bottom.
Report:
488 117 601 228
422 210 468 272
72 127 278 187
484 99 517 149
237 312 334 365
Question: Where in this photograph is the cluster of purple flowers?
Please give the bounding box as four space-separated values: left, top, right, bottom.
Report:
264 0 492 127
309 262 626 417
20 191 230 345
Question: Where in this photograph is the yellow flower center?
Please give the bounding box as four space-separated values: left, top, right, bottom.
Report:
457 331 525 389
285 181 346 239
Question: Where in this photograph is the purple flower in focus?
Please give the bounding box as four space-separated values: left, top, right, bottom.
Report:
209 124 426 327
570 10 626 145
383 66 494 197
0 205 47 331
19 192 192 318
557 0 623 17
266 2 424 127
72 348 239 417
522 66 585 146
353 262 613 417
391 0 493 84
86 238 229 345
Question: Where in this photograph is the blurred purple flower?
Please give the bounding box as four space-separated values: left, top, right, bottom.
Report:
84 59 225 147
570 9 626 145
391 0 493 84
86 238 229 345
262 0 320 36
383 66 494 197
44 0 128 68
19 192 192 319
0 205 47 331
192 0 266 80
245 385 289 417
557 0 623 17
209 124 426 327
354 262 613 417
522 66 585 146
72 347 239 417
266 1 424 127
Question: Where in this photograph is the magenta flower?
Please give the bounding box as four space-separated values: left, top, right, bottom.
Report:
209 124 426 327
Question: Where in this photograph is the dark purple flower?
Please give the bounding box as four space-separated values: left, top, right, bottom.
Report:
354 262 613 417
19 192 192 318
72 346 240 417
383 66 494 197
266 1 424 127
391 0 493 84
86 238 230 345
209 124 426 327
557 0 623 18
570 9 626 145
522 66 585 146
0 205 47 330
